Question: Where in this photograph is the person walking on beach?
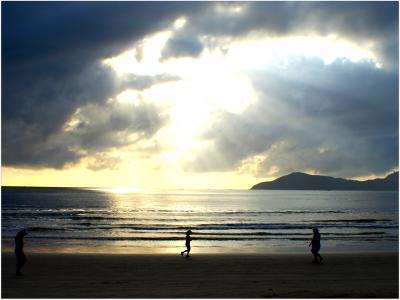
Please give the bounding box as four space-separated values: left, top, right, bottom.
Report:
15 229 28 276
181 230 192 258
309 227 323 263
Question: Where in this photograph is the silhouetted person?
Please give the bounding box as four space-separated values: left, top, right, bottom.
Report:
15 229 28 275
181 230 192 258
309 227 323 263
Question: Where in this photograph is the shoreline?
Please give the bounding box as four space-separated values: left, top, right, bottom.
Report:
1 248 399 255
2 252 398 298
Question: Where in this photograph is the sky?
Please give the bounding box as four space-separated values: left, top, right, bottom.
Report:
2 1 399 189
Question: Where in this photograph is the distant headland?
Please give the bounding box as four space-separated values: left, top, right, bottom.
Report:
251 171 399 191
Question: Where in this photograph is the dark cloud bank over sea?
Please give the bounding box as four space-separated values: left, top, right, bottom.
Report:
187 58 398 178
2 2 398 178
3 2 207 168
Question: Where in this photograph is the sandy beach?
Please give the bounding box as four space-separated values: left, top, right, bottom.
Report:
1 252 398 298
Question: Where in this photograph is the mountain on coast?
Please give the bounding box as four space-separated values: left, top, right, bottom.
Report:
251 171 399 191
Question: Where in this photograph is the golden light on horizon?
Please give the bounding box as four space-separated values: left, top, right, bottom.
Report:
89 187 145 194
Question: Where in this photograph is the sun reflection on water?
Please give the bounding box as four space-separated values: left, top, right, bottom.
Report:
89 187 145 194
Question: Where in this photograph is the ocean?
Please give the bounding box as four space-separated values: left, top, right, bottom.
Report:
2 187 398 254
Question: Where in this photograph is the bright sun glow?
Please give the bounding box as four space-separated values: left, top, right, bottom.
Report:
89 187 145 194
103 27 380 167
174 17 187 29
4 4 395 192
103 31 173 76
115 90 141 105
93 22 384 188
227 34 380 70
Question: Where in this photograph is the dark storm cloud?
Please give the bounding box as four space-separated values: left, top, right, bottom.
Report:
163 2 398 68
4 96 169 169
186 58 398 178
3 1 398 176
2 2 208 65
2 1 208 168
67 100 169 152
161 32 204 60
172 1 398 178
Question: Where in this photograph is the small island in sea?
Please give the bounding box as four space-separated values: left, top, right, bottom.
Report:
251 171 399 190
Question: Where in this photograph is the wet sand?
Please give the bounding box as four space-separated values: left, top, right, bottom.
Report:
2 252 398 298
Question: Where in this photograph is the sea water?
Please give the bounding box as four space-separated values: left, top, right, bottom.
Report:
2 187 398 254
